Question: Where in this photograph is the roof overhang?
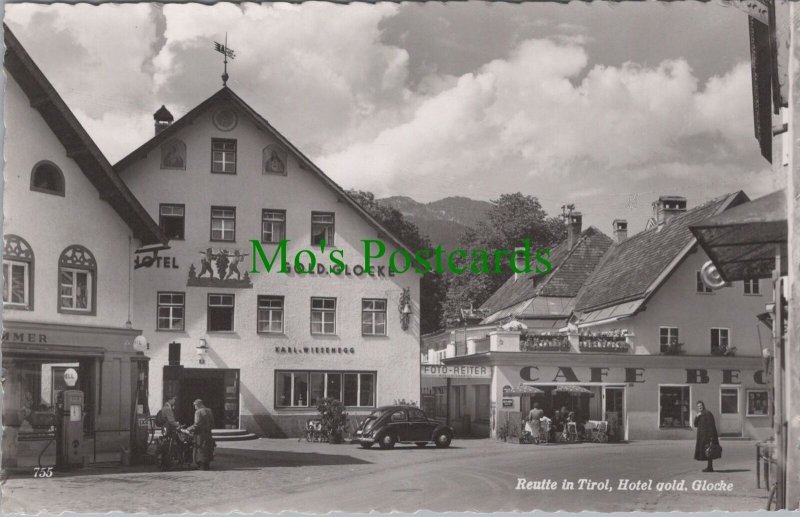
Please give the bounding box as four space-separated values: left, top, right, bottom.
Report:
690 189 788 282
4 25 167 247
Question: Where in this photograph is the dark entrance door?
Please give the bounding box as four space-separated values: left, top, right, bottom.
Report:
177 369 226 429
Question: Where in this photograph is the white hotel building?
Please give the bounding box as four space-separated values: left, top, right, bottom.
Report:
114 86 421 436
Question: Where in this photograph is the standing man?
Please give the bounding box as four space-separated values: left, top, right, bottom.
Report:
160 396 180 431
187 398 215 470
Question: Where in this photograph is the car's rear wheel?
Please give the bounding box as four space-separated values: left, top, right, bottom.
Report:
415 442 427 448
434 432 452 448
360 442 373 449
378 433 396 449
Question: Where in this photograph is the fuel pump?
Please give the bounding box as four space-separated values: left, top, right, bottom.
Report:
55 389 84 469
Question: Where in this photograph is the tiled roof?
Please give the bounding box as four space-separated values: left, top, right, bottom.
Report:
480 227 613 316
574 192 748 313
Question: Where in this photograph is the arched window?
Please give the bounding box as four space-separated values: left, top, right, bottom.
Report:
58 245 97 315
3 234 34 310
30 161 65 196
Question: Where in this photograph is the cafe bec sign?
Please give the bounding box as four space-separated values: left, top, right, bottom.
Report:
421 365 491 379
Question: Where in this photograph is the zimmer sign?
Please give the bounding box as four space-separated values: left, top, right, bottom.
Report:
421 365 491 379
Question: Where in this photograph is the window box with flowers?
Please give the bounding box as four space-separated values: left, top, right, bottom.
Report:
519 331 570 352
661 339 685 356
578 329 630 353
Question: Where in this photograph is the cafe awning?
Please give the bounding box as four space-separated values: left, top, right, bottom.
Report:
507 385 544 397
554 385 595 397
690 190 788 282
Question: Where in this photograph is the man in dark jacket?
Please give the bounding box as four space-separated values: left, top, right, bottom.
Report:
694 401 720 472
186 398 215 470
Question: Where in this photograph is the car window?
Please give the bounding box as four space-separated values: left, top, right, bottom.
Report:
408 408 427 421
389 410 407 422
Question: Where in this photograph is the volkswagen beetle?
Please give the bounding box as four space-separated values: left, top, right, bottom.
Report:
354 405 453 449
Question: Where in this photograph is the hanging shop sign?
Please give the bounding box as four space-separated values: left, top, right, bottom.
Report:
421 364 491 379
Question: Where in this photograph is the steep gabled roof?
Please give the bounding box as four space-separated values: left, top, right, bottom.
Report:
574 191 749 313
113 87 417 257
3 25 166 247
480 226 613 318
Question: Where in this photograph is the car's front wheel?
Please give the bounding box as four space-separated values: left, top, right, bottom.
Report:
434 432 452 448
378 433 396 449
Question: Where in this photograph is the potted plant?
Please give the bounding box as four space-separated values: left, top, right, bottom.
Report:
316 397 348 444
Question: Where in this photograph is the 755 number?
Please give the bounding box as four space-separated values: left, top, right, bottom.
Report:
33 467 53 478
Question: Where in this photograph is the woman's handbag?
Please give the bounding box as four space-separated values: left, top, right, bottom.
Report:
705 441 723 460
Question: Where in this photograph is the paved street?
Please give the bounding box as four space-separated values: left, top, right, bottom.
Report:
1 438 767 514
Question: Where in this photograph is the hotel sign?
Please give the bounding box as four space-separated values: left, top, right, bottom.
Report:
421 365 491 379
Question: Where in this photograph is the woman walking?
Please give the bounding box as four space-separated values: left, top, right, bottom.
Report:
693 401 721 472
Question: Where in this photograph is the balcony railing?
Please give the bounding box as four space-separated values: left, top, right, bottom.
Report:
519 333 570 352
578 330 630 353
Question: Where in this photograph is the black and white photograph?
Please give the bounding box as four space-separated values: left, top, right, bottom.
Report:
1 0 799 514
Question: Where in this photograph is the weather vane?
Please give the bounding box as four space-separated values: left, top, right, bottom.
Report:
214 33 236 86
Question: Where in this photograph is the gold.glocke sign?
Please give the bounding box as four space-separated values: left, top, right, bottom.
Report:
518 366 767 385
421 365 491 378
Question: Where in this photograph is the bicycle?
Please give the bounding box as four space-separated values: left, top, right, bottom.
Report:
154 425 195 471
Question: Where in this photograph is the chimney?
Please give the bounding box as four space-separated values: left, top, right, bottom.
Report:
652 196 687 226
153 105 174 135
567 211 582 249
612 219 628 243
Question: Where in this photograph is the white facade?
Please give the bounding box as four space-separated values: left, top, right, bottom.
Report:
118 90 421 436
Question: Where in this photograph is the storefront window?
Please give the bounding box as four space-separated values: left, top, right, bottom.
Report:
274 370 376 408
746 389 768 416
721 388 739 414
326 373 342 402
2 358 95 435
659 386 690 428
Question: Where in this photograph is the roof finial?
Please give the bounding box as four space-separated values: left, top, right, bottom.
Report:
214 33 236 87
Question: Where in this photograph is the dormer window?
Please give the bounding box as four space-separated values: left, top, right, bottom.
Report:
211 139 236 174
30 161 65 196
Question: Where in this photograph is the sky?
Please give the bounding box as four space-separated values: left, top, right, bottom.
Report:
5 2 787 233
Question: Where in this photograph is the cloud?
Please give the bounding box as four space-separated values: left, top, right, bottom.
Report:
5 3 770 232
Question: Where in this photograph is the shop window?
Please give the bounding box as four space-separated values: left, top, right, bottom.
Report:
261 209 286 244
159 204 185 240
696 271 713 294
659 327 679 354
743 278 760 295
362 298 387 336
710 328 730 355
275 370 376 408
720 388 739 414
157 292 185 331
207 293 234 332
311 212 334 246
2 358 96 436
257 295 284 333
311 297 336 335
3 234 34 310
211 139 236 174
210 206 236 242
58 245 96 315
30 161 65 196
659 386 690 428
746 389 768 416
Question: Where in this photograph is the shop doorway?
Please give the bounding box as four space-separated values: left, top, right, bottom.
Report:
719 386 742 437
604 387 626 442
163 367 240 429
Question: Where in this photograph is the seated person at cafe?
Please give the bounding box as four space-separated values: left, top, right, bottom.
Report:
554 406 570 432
